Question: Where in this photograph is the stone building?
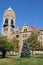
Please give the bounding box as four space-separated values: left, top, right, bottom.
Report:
2 7 43 54
2 7 16 39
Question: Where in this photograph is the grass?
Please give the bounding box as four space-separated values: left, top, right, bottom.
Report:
0 55 43 65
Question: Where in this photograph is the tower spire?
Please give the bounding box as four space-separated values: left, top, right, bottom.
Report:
8 7 12 11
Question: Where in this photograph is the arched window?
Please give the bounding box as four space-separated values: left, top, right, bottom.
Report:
3 19 8 27
11 19 14 25
11 19 14 28
5 19 8 24
24 28 27 32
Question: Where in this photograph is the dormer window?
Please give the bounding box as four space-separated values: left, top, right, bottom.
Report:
24 28 27 32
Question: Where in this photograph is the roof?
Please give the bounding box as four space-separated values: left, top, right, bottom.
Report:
31 26 38 33
4 7 16 18
8 7 13 11
18 24 38 33
39 27 43 31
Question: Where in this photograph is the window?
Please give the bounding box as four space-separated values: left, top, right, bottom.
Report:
11 19 14 25
16 35 19 38
24 28 27 32
23 34 28 38
3 19 8 27
5 19 8 24
23 39 27 43
11 19 14 28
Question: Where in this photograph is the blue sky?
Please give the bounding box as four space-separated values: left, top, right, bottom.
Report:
0 0 43 33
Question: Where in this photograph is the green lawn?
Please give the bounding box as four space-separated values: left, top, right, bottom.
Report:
0 55 43 65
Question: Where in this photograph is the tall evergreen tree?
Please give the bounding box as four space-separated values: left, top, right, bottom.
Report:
20 40 30 57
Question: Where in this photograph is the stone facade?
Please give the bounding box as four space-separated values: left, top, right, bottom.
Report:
2 7 16 39
2 7 43 54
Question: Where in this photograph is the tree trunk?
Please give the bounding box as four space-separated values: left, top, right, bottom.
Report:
2 50 6 58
